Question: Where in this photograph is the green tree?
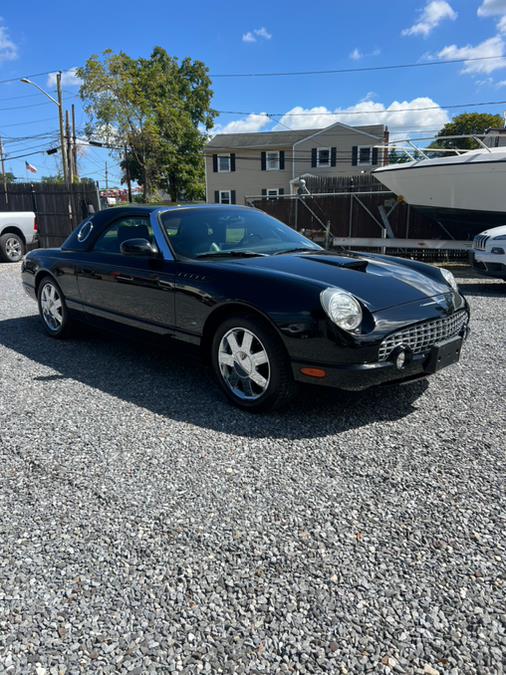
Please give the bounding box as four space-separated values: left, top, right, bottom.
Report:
40 174 65 183
77 47 216 201
388 147 411 164
432 112 504 150
1 171 16 183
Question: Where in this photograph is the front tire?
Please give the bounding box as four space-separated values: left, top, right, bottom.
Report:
211 315 298 411
0 233 25 262
37 276 72 338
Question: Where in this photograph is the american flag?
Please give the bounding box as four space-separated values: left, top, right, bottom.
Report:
25 161 38 174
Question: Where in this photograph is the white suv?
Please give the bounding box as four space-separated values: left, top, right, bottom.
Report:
471 225 506 280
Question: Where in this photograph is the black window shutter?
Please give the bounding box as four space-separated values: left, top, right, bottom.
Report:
261 189 267 196
352 146 358 166
311 148 317 168
231 190 236 204
372 147 378 165
279 151 285 170
230 153 236 171
212 154 218 172
279 188 284 195
330 147 337 167
214 190 219 203
261 152 266 171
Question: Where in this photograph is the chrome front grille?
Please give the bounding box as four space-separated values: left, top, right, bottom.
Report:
473 234 489 251
378 310 468 362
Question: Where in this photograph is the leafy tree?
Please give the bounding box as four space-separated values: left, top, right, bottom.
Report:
40 174 65 183
432 113 504 150
77 47 216 201
1 171 16 182
388 147 411 164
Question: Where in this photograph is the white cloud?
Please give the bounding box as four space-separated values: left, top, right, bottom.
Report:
212 112 271 135
275 97 449 138
402 1 457 37
498 15 506 31
0 20 18 62
255 27 272 40
242 26 272 43
435 35 506 73
47 67 82 88
478 0 506 16
349 47 381 61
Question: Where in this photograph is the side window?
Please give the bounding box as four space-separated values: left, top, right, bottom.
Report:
93 216 154 254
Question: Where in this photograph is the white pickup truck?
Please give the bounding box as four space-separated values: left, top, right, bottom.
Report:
470 225 506 280
0 211 37 262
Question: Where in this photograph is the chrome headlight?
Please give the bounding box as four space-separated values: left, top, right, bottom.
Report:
440 268 458 292
320 287 363 331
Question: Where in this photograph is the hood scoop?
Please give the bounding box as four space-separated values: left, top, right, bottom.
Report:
301 254 368 272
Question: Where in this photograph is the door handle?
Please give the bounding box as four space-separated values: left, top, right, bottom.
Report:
116 274 134 282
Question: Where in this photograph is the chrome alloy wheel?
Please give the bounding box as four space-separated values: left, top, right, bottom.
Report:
40 282 63 331
5 236 22 261
218 327 271 400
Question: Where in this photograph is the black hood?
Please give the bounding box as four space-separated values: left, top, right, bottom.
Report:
225 252 453 312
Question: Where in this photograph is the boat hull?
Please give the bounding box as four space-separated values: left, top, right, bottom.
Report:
373 155 506 214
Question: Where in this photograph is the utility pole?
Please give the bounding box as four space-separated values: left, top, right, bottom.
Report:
65 110 74 184
71 104 78 180
124 146 132 202
105 161 109 190
0 136 8 206
56 72 69 187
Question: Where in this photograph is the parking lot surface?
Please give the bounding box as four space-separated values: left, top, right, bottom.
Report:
0 262 504 674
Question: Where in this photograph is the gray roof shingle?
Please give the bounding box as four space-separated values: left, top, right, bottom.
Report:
206 123 385 151
206 129 316 149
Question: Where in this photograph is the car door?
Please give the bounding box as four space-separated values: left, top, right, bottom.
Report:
76 214 176 331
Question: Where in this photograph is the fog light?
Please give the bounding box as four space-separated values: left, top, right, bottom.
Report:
391 347 409 370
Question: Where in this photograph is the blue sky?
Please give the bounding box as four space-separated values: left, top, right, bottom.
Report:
2 0 506 186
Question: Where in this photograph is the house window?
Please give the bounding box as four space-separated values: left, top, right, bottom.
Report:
358 146 372 165
219 190 231 204
317 147 330 167
266 189 279 197
266 151 280 170
218 155 231 172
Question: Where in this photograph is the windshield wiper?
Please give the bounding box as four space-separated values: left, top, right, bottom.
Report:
195 250 268 259
273 247 322 255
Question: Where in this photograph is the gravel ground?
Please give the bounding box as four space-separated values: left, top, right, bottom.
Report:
0 262 504 674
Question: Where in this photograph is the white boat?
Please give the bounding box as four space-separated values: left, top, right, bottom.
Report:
372 132 506 231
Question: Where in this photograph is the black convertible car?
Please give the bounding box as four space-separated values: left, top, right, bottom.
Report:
21 205 469 411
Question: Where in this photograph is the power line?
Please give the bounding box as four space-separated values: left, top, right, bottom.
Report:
0 116 59 128
0 70 67 85
214 98 506 119
211 55 506 78
0 94 79 113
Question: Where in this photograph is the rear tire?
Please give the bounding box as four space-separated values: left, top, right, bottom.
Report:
37 276 72 338
211 315 298 412
0 233 25 262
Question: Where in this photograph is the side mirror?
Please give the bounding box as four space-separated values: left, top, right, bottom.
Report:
120 238 158 256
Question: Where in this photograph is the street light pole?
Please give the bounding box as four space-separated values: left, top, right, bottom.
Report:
20 73 69 186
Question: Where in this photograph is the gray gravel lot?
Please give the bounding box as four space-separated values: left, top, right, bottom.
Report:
0 262 504 674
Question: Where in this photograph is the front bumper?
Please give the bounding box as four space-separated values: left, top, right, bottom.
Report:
469 250 506 279
292 311 469 391
292 353 430 390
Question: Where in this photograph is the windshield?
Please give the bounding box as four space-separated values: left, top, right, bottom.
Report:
160 206 321 259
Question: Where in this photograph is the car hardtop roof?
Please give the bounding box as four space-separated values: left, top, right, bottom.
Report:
96 203 253 219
